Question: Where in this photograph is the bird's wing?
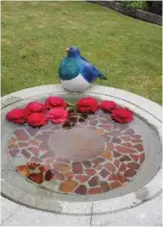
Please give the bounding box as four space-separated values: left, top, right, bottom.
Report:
80 56 106 80
80 60 99 83
80 56 90 63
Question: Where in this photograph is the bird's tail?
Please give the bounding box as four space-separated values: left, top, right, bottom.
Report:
98 70 107 80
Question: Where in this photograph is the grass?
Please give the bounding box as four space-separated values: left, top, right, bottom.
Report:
1 1 162 104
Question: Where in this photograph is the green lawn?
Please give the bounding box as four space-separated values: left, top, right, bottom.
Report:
1 1 162 104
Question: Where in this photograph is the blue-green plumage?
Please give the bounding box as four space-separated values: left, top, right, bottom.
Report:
58 47 106 83
58 57 80 80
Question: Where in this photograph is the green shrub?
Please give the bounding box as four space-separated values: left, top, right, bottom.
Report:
121 1 148 10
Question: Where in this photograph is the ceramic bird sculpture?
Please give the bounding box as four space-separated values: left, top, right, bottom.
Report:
58 46 106 92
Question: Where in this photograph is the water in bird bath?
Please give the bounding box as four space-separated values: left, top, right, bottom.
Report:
4 93 161 197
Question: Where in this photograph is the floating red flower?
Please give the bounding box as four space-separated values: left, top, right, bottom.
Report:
111 107 133 123
100 100 117 112
25 102 44 115
6 108 26 124
77 97 99 113
47 107 68 124
44 96 67 110
27 112 48 127
28 172 43 184
16 165 30 176
27 162 40 170
45 169 54 181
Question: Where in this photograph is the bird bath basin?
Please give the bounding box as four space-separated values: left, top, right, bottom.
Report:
1 85 162 214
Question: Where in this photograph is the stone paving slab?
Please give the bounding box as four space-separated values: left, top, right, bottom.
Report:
1 194 162 226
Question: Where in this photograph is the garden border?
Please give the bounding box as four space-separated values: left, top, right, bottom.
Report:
89 1 162 25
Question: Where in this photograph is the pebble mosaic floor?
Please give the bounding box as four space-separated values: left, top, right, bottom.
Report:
7 110 145 195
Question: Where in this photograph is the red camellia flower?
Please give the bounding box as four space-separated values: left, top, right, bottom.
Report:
44 97 67 110
77 97 99 113
100 100 117 112
27 112 48 127
25 102 44 115
111 107 133 123
6 108 26 124
47 108 68 124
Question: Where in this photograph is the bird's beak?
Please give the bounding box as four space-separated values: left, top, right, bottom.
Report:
65 47 70 52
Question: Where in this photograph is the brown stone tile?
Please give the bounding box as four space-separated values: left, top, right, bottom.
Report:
100 181 110 192
88 175 100 187
21 149 31 159
56 157 70 164
29 139 40 146
99 124 112 130
127 162 140 170
8 137 17 144
123 129 135 135
107 143 114 150
114 160 120 168
113 151 122 158
124 169 136 177
99 168 110 178
121 136 131 142
108 131 121 136
8 144 19 150
115 174 128 183
60 179 78 193
9 149 19 157
75 185 87 194
104 163 116 172
14 129 30 141
85 168 96 175
131 135 141 139
102 134 112 142
53 173 65 181
121 143 132 148
72 162 83 174
64 171 73 179
116 146 135 154
132 139 143 143
101 150 112 160
134 144 144 151
75 175 90 183
88 187 103 194
54 163 71 172
18 142 28 148
119 163 127 172
41 151 54 159
82 161 92 168
92 157 105 165
28 147 40 156
112 137 121 144
110 181 122 189
35 134 49 142
39 142 48 150
120 155 131 162
89 120 98 125
26 127 39 137
31 157 42 163
93 163 102 170
131 154 139 162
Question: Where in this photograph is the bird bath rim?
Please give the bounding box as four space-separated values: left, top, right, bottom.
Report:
1 84 162 215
